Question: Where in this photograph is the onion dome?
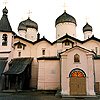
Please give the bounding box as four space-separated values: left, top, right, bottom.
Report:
3 7 8 15
83 23 92 32
18 22 27 31
18 17 38 31
55 11 77 26
0 7 12 32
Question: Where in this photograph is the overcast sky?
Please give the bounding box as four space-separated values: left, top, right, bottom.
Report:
0 0 100 41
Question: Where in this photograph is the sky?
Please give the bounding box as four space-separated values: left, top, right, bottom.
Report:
0 0 100 41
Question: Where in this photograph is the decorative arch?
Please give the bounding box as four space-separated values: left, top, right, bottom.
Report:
69 68 86 78
2 34 7 46
74 54 80 62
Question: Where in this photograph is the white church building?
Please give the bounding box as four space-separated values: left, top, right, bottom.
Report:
0 6 100 96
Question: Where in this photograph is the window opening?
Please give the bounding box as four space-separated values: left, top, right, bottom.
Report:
74 54 80 62
42 49 45 55
95 47 98 54
69 68 86 78
2 34 7 46
18 52 21 57
17 44 22 49
65 41 70 46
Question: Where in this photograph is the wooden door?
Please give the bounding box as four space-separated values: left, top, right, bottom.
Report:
70 77 86 95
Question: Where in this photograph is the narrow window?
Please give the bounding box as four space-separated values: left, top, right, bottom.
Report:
23 45 25 50
18 52 21 57
17 44 22 49
95 47 98 54
74 54 80 62
2 34 7 46
42 49 45 55
65 42 70 46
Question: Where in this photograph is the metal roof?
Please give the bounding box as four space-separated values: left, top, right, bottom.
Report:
0 7 12 32
83 23 92 32
18 17 38 31
55 11 77 26
4 58 33 75
0 59 7 76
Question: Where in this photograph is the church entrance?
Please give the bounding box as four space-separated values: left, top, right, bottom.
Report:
69 68 86 96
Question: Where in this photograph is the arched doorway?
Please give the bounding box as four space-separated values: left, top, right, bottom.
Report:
69 68 86 96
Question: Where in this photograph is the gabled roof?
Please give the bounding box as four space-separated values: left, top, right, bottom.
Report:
33 36 53 45
14 41 26 46
53 34 100 44
14 35 34 44
82 35 100 43
60 45 95 55
14 35 53 45
14 32 100 46
53 34 83 44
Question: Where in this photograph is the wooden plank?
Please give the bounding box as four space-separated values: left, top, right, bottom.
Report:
95 82 99 93
70 77 86 95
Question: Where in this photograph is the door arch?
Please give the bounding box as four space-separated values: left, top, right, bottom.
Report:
69 68 86 95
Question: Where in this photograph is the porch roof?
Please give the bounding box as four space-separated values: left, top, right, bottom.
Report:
0 58 7 76
3 58 33 75
93 55 100 59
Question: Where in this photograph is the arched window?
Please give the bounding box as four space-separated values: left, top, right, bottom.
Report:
74 54 80 62
17 44 22 49
18 52 21 57
69 68 86 78
2 34 7 46
42 49 45 55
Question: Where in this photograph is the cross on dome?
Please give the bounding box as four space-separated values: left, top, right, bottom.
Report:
85 16 89 23
27 10 32 19
3 0 8 6
64 0 67 12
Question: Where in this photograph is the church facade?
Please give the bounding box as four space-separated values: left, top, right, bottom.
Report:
0 6 100 96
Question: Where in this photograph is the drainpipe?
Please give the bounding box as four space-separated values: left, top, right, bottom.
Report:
56 53 62 96
93 55 96 94
59 57 61 91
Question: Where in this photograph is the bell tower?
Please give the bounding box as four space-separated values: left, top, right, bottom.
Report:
0 6 14 57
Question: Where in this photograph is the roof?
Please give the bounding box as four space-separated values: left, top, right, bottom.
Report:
53 33 83 44
93 55 100 59
55 11 77 26
83 23 92 32
0 58 7 76
82 35 100 43
18 17 38 31
0 7 12 32
3 58 33 75
32 36 53 45
14 35 53 45
15 32 100 46
14 41 26 46
60 45 95 55
37 56 60 60
18 22 27 31
53 34 100 44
